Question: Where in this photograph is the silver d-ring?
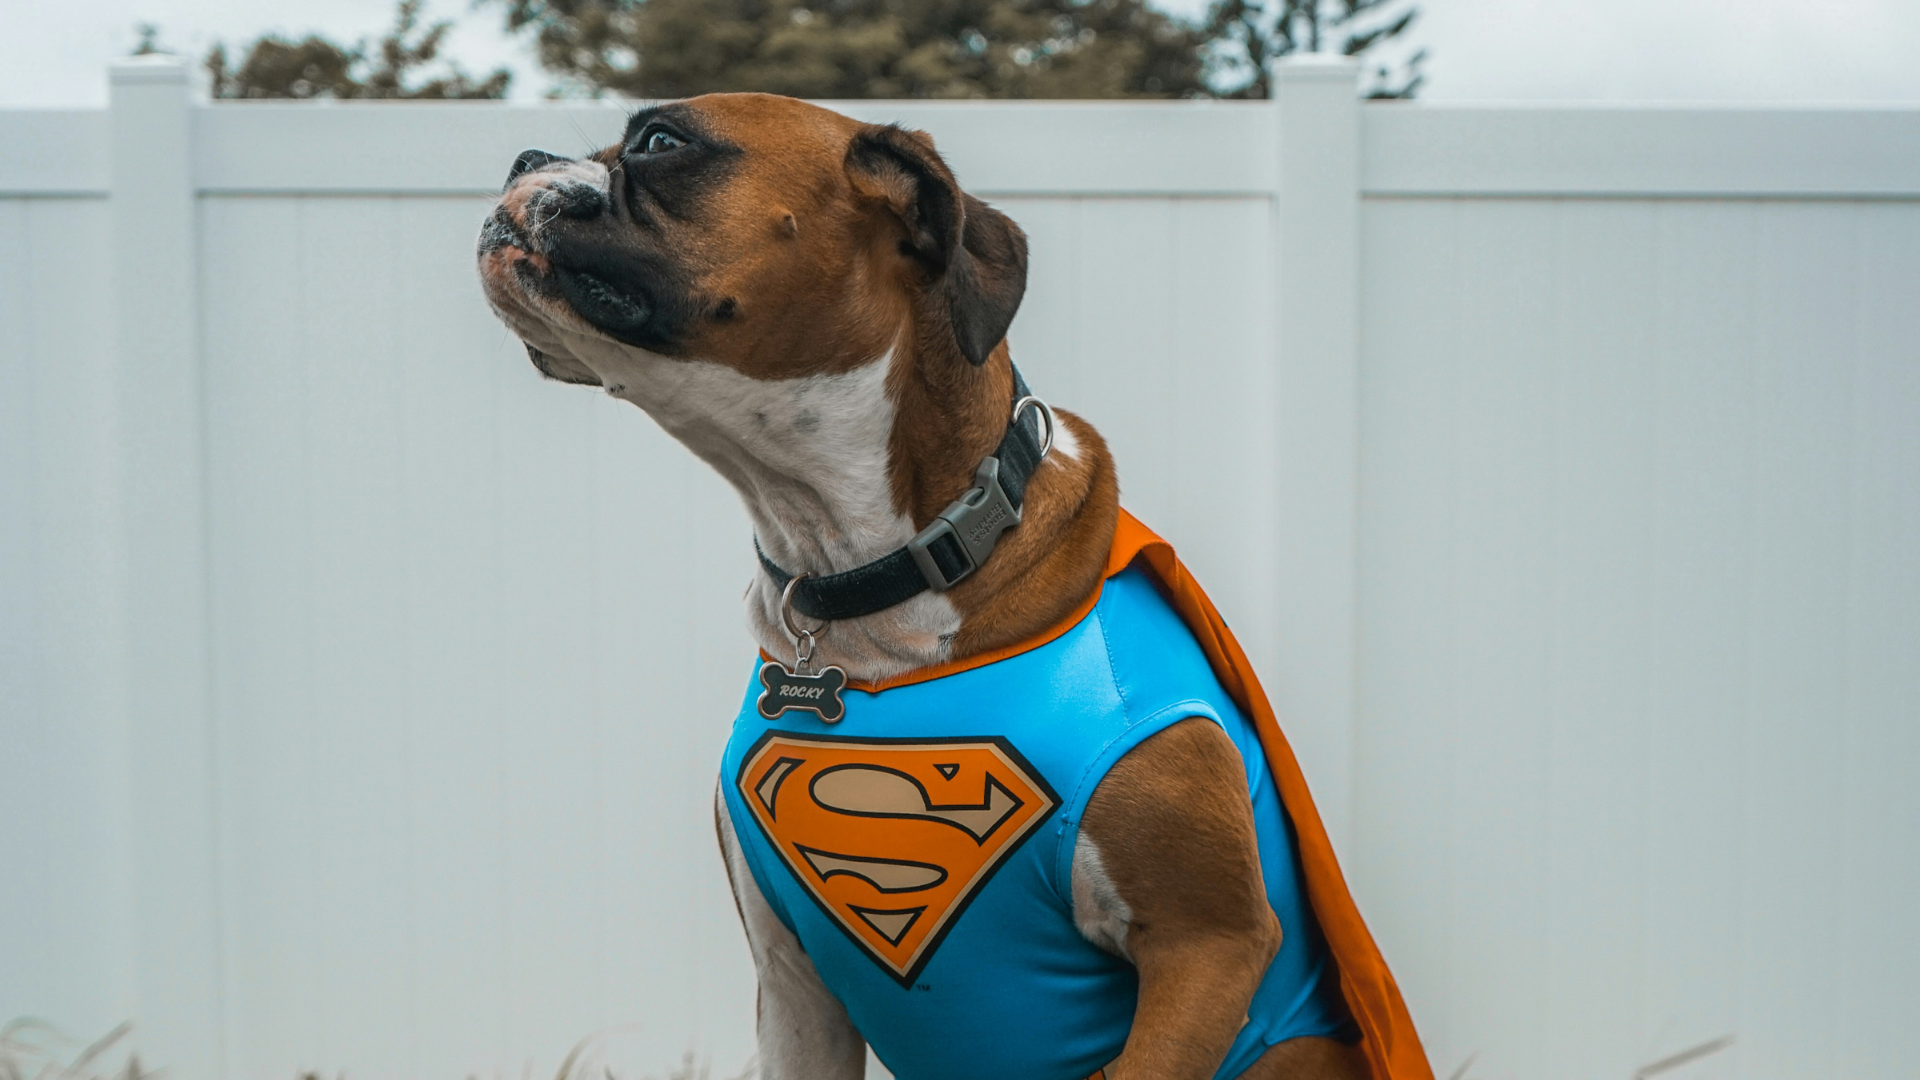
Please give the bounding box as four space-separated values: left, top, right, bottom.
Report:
1012 395 1057 458
779 573 829 642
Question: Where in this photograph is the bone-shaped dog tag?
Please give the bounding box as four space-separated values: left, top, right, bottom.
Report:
757 660 848 723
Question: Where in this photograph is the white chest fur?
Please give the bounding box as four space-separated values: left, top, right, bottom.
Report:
557 333 961 681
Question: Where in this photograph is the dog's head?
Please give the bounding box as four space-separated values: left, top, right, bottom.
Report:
477 93 1028 389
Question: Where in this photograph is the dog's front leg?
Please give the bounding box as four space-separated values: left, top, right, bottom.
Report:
717 784 867 1080
1075 718 1284 1080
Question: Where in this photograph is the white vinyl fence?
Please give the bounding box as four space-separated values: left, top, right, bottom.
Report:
3 54 1916 1080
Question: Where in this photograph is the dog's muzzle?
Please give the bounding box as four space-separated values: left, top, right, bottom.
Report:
485 152 672 349
553 264 654 342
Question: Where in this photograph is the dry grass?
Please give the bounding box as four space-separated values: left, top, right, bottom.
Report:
1443 1034 1736 1080
8 1018 1734 1080
0 1021 746 1080
0 1021 151 1080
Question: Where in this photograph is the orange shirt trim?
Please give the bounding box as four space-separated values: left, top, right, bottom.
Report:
759 509 1433 1080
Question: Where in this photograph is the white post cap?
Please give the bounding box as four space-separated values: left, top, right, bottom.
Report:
1274 53 1363 83
111 54 190 85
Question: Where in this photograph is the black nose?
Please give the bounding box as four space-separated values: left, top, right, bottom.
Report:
505 149 565 190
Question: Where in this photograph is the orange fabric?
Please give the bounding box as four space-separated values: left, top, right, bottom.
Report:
737 732 1058 984
766 510 1433 1079
849 580 1107 693
1104 510 1433 1080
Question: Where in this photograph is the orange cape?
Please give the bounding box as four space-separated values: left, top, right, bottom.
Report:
842 510 1433 1080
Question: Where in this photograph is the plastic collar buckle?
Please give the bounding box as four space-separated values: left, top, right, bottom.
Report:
906 456 1023 592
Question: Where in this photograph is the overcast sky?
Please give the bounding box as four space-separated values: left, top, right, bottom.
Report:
3 0 1918 106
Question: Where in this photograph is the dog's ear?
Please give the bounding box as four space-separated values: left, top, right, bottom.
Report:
947 194 1028 368
846 125 1028 367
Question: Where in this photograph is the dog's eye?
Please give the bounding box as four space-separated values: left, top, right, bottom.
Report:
641 127 687 155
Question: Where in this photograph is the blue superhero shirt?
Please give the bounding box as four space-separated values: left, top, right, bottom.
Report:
720 565 1354 1080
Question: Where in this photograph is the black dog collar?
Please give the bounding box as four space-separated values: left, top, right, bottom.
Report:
756 365 1053 623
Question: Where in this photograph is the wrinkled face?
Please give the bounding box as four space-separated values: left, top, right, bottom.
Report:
477 93 1027 389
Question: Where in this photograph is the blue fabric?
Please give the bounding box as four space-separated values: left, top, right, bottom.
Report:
720 566 1352 1080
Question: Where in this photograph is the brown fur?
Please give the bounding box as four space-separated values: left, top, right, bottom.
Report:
882 346 1120 658
1086 721 1364 1080
1086 719 1282 1080
480 93 1363 1080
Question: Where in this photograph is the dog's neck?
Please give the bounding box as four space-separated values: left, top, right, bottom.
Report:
566 329 1116 683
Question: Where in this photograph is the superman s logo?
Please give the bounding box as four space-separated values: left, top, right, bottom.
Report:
737 731 1061 985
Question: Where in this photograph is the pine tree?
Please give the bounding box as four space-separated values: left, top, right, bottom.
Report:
204 0 511 100
488 0 1216 99
1203 0 1424 98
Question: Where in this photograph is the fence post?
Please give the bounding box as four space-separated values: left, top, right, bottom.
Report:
110 55 224 1079
1271 55 1363 855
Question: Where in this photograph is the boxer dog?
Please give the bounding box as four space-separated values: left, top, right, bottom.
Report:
476 93 1411 1080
